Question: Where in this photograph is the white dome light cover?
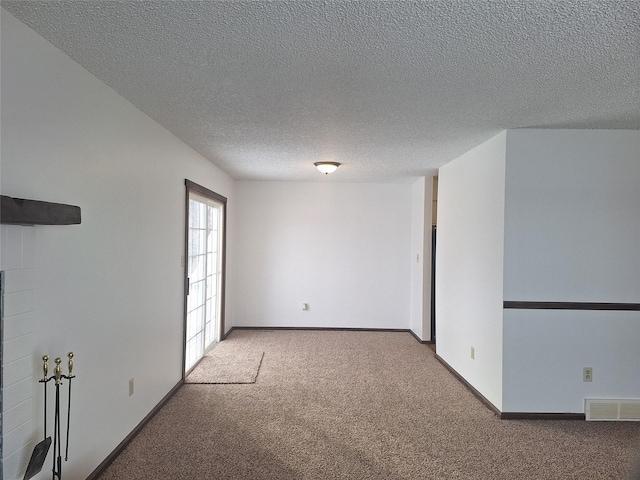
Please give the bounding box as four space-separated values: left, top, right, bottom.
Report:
314 162 341 174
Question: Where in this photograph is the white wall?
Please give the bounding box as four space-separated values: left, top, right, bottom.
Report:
233 181 412 329
502 129 640 412
503 129 640 302
1 10 235 479
409 177 433 340
435 131 506 410
503 310 640 412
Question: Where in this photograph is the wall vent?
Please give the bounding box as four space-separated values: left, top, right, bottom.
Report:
585 399 640 421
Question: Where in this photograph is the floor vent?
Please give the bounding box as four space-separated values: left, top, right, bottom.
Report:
585 399 640 421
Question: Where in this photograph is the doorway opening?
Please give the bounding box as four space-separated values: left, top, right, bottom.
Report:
430 176 438 345
430 225 436 344
184 180 227 375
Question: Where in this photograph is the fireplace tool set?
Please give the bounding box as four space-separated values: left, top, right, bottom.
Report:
23 352 76 480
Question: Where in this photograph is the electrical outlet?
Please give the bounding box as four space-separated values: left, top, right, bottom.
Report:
470 347 475 360
129 378 135 396
583 367 593 382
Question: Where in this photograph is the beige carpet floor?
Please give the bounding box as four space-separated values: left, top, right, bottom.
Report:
98 330 640 479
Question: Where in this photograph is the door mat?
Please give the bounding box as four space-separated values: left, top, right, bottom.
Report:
185 348 264 384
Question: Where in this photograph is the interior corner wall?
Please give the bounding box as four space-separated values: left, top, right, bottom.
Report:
233 181 412 329
409 177 433 341
1 10 235 479
435 131 506 410
502 129 640 413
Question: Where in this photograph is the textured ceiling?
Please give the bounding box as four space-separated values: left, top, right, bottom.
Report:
2 1 639 183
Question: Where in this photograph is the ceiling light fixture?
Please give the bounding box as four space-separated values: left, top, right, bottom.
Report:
314 162 341 174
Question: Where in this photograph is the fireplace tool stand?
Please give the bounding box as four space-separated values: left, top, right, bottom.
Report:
24 352 76 480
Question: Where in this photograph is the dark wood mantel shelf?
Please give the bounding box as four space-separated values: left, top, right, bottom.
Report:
1 195 81 225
